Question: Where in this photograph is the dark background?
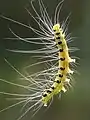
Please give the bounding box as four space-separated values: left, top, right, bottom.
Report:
0 0 90 120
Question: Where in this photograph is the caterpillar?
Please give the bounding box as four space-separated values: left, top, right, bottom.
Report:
42 23 75 106
0 0 77 119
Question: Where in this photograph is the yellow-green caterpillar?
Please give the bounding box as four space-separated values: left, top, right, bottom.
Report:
0 0 77 119
42 23 75 106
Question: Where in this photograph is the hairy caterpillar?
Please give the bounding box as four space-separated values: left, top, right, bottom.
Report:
42 23 75 106
0 0 77 119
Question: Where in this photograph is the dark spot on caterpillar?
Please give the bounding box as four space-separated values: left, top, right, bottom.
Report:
53 30 56 32
56 32 60 35
60 58 65 61
43 93 47 97
58 41 62 45
56 36 60 39
51 86 55 90
60 67 65 70
50 79 53 81
56 80 61 83
47 90 52 93
59 49 63 52
59 74 63 77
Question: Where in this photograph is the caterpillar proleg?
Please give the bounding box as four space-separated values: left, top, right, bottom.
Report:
0 0 77 119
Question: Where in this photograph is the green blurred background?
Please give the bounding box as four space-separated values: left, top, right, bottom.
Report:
0 0 90 120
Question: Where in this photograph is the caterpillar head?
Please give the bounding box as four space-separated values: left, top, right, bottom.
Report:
53 23 60 32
